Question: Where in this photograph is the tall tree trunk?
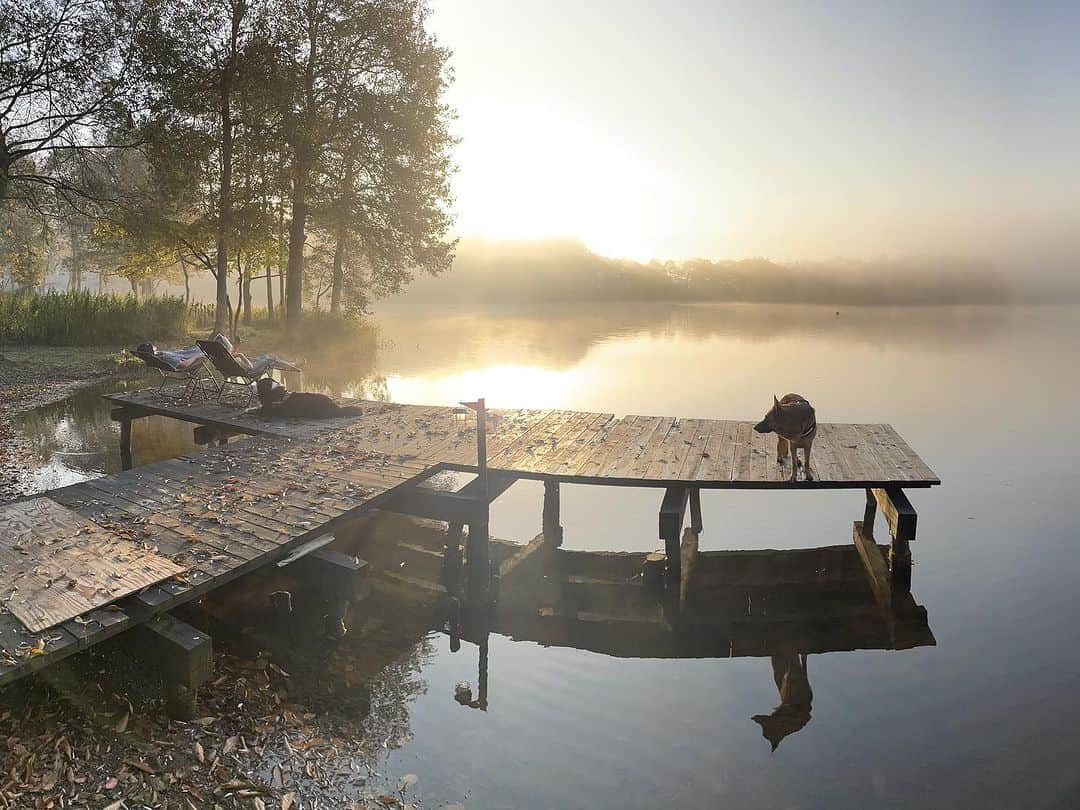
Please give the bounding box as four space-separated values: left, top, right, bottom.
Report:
329 157 354 314
277 195 286 318
330 224 346 314
214 82 233 334
265 257 274 320
68 220 82 291
262 156 274 322
178 254 191 304
213 2 245 335
242 261 252 324
285 152 309 333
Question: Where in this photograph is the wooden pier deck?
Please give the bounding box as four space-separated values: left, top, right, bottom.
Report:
107 391 940 489
0 388 940 699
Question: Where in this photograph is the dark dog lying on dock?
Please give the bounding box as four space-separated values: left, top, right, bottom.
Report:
254 379 362 419
753 393 817 482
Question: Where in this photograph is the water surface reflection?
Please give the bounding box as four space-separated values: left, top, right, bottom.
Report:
7 302 1080 808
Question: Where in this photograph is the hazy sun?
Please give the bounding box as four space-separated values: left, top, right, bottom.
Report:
452 102 672 261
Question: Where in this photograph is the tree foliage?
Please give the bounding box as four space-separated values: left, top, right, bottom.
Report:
0 0 457 330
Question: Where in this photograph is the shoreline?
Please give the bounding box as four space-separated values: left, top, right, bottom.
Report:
0 347 137 502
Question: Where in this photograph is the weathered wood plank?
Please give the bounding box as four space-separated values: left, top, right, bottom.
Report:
0 498 186 633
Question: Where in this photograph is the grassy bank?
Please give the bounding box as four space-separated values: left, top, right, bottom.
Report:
0 291 190 346
1 291 376 357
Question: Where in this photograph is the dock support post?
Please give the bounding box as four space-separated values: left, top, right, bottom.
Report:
679 527 699 611
863 488 916 593
287 548 369 637
442 523 464 594
466 519 491 605
543 480 563 546
659 487 690 588
689 488 703 533
119 418 133 471
129 614 212 721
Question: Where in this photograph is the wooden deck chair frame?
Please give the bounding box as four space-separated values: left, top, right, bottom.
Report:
133 349 218 401
195 339 271 408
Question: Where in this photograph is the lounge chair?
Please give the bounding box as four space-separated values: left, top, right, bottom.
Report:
196 335 300 408
132 343 217 400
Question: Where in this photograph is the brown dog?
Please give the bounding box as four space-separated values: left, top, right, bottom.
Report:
753 394 817 482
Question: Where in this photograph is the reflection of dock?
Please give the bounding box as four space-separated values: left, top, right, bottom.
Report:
491 544 934 659
353 522 933 751
0 390 938 720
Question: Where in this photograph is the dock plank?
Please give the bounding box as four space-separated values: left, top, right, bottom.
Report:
0 498 186 633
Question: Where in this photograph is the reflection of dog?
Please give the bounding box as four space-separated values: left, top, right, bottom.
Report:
753 394 817 482
752 652 813 751
255 378 362 419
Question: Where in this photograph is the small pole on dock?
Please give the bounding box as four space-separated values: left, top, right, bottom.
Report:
462 398 491 604
476 397 488 497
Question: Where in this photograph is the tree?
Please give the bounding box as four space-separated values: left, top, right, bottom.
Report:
0 194 49 289
0 0 143 203
139 0 257 333
267 0 455 332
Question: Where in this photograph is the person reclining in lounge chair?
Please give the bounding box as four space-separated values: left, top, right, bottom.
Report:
132 342 216 399
196 334 301 407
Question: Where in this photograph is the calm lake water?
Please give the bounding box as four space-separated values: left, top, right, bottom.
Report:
12 302 1080 809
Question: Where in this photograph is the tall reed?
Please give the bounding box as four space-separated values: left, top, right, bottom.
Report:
0 291 190 346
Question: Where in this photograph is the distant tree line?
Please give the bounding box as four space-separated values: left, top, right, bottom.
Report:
0 0 455 334
391 239 1017 307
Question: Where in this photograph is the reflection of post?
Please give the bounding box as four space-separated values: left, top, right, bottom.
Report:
477 633 489 710
119 418 133 471
453 631 490 711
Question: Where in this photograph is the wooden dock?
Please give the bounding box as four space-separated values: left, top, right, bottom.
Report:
0 388 940 711
107 390 940 489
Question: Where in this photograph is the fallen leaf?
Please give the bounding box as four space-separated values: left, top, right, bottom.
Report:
124 759 156 775
222 735 239 754
281 793 296 810
194 741 204 763
113 711 129 733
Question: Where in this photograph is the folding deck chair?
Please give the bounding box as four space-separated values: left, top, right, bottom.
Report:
196 336 300 408
132 344 217 400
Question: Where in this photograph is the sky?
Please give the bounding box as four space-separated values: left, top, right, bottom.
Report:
427 1 1080 274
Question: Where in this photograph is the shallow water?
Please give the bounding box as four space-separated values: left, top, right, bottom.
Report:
12 303 1080 808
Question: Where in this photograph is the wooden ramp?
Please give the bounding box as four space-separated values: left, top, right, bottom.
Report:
0 426 433 686
107 392 940 488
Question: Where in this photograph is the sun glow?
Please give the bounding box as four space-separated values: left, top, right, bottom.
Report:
385 363 587 410
451 102 675 262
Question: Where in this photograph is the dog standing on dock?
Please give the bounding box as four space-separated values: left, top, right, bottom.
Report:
753 394 817 482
